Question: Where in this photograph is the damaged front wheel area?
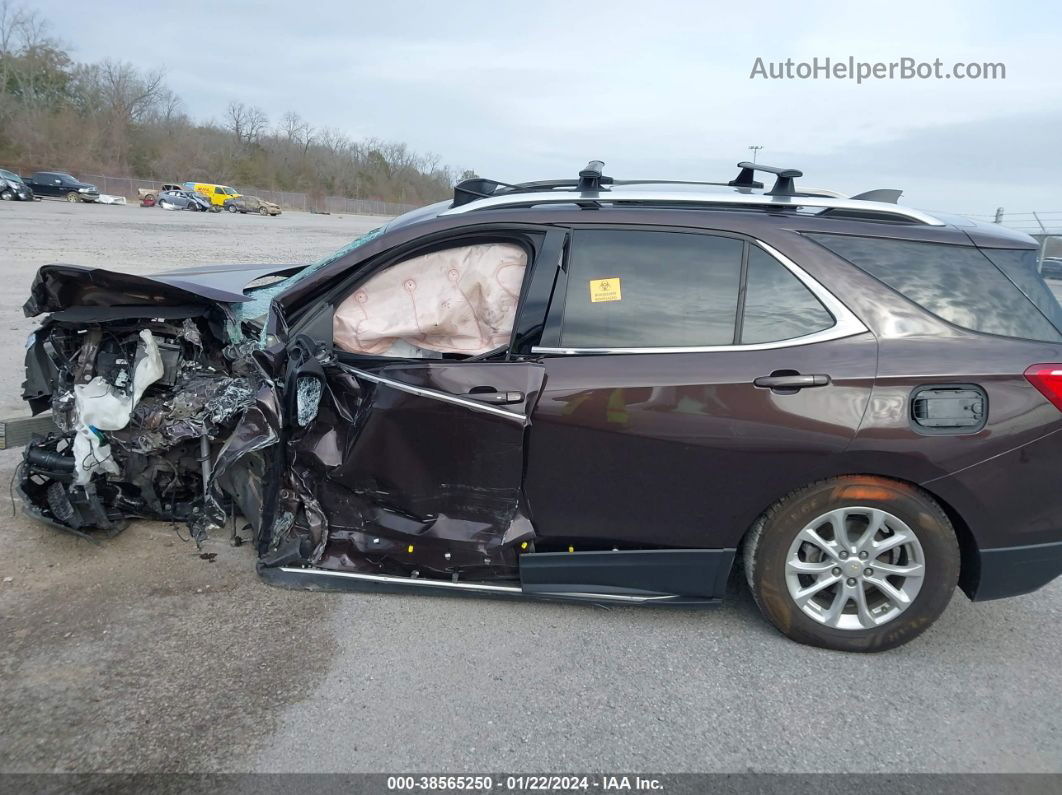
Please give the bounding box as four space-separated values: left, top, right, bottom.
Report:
19 436 128 538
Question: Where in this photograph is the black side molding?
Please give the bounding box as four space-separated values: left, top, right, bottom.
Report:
519 548 735 600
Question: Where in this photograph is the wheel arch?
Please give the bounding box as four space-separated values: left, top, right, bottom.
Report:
735 473 979 600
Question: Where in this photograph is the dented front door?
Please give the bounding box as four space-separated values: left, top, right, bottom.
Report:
283 356 545 581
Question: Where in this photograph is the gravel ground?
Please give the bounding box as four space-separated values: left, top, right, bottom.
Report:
0 199 1060 775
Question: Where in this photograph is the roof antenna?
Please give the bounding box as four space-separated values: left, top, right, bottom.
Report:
577 161 612 191
850 189 903 204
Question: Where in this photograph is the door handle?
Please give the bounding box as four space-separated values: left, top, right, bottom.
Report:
460 390 525 405
753 373 831 390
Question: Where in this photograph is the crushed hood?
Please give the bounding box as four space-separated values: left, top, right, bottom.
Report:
24 263 305 316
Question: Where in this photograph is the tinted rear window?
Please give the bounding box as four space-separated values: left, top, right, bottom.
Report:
808 234 1062 342
741 247 834 344
980 249 1062 332
560 230 743 348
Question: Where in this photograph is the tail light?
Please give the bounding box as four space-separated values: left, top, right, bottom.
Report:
1024 364 1062 412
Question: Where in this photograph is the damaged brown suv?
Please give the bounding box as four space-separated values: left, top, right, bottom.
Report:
18 161 1062 651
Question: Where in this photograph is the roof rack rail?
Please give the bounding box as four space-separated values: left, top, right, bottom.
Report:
445 159 935 224
441 188 943 225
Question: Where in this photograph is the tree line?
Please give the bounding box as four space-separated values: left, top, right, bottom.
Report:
0 1 471 204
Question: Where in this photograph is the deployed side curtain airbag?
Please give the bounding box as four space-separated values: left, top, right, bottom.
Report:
333 243 527 356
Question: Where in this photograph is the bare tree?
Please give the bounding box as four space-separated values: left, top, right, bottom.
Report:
226 100 268 146
0 0 49 54
94 60 166 124
278 111 311 146
1 4 462 204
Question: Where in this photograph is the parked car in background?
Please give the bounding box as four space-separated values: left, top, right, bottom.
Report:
138 183 184 204
0 168 34 201
184 182 241 208
1041 257 1062 280
156 188 214 212
22 171 99 202
223 195 282 216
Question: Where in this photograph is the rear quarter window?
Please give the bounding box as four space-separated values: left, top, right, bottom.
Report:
808 234 1062 342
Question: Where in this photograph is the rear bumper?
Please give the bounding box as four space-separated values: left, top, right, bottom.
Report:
971 540 1062 601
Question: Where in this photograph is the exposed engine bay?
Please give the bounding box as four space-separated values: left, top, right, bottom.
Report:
20 313 256 541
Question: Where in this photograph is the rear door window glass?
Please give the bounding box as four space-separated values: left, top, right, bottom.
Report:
741 247 834 344
808 234 1062 342
559 230 743 348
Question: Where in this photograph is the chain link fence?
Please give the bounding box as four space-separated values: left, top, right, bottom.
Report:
965 210 1062 235
962 210 1062 260
77 174 421 216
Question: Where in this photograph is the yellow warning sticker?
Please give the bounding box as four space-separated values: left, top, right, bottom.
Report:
589 277 622 303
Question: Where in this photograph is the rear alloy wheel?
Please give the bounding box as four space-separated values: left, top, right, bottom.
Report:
743 476 959 652
66 191 79 202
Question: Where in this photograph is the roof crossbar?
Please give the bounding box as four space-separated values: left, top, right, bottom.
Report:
729 161 803 196
576 160 613 191
727 165 764 190
452 177 521 208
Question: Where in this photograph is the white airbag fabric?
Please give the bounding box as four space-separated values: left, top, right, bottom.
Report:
71 330 164 484
333 243 526 356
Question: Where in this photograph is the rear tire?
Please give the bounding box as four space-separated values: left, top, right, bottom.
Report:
743 476 959 652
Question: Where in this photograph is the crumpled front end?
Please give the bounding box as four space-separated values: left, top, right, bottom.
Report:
18 265 277 542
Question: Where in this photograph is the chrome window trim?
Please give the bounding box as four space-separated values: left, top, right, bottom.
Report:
531 239 867 356
338 364 528 424
441 188 945 226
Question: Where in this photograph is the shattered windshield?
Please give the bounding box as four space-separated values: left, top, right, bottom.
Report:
232 226 385 332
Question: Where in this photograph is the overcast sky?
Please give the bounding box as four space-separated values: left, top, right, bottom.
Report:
34 0 1062 217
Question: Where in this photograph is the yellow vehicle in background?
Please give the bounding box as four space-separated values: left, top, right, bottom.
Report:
183 182 241 208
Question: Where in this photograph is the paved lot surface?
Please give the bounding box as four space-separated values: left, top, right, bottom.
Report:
1 199 1060 774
